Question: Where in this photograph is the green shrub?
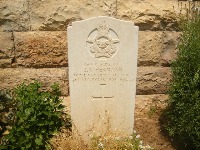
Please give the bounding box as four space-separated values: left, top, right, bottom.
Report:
5 81 71 150
0 90 14 145
163 15 200 149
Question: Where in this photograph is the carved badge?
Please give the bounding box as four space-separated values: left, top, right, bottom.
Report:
87 21 119 59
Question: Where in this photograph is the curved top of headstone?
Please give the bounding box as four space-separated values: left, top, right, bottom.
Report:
70 16 137 26
68 16 138 60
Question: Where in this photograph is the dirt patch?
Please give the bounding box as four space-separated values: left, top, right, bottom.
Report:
134 110 175 150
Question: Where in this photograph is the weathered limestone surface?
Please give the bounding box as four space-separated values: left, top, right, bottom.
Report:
0 68 69 95
29 0 116 31
0 0 179 31
0 67 171 96
117 0 178 31
12 31 180 68
14 31 68 67
0 32 14 68
138 31 180 67
30 0 178 31
136 67 171 95
135 94 168 113
0 0 30 31
159 31 180 66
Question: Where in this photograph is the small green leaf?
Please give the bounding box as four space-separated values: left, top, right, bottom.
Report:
0 145 8 150
35 137 43 146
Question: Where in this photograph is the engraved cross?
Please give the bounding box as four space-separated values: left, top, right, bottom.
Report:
92 84 114 101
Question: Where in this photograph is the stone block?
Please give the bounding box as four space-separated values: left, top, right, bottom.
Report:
138 31 180 67
0 0 30 31
0 68 69 95
136 67 171 95
117 0 179 31
160 31 180 66
29 0 116 30
0 32 14 67
135 94 168 114
14 31 68 67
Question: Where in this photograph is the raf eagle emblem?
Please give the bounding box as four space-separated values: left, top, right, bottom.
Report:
87 21 119 58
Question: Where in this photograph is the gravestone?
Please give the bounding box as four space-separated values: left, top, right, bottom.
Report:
68 16 138 139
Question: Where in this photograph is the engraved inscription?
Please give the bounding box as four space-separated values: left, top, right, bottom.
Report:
72 62 135 82
87 21 119 59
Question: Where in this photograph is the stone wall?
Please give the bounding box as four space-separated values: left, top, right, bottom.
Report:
0 0 180 117
0 0 181 107
0 0 180 110
0 31 179 96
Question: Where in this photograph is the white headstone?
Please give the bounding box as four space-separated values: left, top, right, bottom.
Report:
68 16 138 139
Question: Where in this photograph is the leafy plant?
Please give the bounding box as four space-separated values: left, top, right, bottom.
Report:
5 81 71 150
0 90 14 144
162 14 200 149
